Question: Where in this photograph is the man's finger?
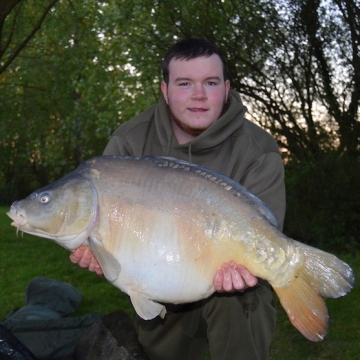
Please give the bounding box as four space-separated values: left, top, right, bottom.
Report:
237 265 258 287
230 266 246 290
69 245 87 264
214 270 224 291
222 263 234 292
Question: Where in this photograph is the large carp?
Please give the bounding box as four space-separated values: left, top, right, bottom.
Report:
7 156 354 341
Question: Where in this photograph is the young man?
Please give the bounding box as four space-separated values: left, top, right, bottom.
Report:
71 38 286 360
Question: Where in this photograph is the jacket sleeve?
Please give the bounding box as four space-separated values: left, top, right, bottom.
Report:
240 152 286 231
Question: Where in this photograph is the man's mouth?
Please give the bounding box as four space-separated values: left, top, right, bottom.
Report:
188 108 208 112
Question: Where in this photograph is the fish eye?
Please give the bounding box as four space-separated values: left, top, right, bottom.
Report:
39 193 50 204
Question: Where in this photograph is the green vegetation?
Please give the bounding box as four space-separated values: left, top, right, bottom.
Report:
1 207 359 359
0 207 132 319
284 153 360 254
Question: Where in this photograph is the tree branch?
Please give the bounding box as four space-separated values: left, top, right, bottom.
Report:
0 0 59 76
0 0 21 55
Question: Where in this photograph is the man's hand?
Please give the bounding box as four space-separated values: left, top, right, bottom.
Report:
69 245 103 276
214 261 258 292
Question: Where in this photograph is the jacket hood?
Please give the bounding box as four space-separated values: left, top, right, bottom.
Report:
155 90 247 157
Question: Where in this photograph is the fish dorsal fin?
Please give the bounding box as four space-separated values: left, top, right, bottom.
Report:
128 289 167 320
89 236 121 282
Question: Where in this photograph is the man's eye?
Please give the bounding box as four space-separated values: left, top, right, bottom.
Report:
179 82 189 86
207 81 217 86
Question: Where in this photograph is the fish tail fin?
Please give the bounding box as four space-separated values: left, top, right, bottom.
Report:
273 242 354 342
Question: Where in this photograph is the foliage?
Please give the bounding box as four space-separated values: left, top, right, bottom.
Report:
0 0 59 75
1 207 359 359
103 0 360 162
0 0 159 201
284 151 360 253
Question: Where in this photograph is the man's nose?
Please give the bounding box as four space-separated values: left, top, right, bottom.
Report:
191 84 207 100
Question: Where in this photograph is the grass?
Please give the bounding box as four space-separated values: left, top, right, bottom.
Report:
1 206 359 359
0 206 132 319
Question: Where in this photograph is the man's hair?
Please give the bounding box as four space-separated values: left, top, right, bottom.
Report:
162 38 228 84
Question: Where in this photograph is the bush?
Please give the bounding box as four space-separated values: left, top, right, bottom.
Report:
284 152 360 254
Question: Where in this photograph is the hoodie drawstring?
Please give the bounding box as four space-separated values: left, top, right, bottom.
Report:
166 132 193 163
188 143 193 163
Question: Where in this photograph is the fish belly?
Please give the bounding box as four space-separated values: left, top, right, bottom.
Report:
99 205 221 303
98 201 292 322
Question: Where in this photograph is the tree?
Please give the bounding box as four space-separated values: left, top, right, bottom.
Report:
0 0 153 200
107 0 359 162
0 0 59 75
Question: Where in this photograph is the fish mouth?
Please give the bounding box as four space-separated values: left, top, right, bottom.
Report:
7 207 76 243
7 207 28 228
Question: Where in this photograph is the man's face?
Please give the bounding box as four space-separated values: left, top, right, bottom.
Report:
161 54 230 142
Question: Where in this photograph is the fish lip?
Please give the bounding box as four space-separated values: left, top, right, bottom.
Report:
7 209 27 226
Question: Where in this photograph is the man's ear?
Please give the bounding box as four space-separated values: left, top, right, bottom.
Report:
161 81 169 104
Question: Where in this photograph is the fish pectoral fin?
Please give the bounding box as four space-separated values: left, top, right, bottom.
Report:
128 289 167 320
89 236 121 282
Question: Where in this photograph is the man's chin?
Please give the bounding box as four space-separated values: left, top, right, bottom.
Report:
171 115 211 137
185 127 207 137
